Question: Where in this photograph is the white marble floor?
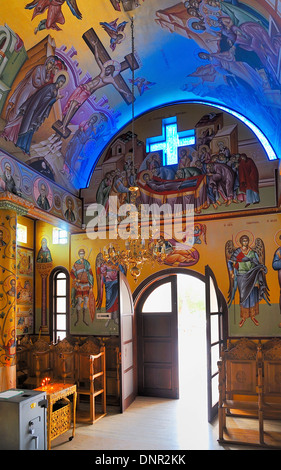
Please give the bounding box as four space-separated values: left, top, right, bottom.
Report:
51 395 264 451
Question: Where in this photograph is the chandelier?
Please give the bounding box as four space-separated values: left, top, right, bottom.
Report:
102 16 168 281
103 234 169 281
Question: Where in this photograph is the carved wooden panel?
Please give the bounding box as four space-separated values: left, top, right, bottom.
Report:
225 338 258 360
226 360 257 394
264 362 281 395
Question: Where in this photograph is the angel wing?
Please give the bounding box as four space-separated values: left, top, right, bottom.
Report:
66 0 82 20
225 239 236 306
25 0 39 10
95 252 104 310
253 237 265 265
253 237 270 303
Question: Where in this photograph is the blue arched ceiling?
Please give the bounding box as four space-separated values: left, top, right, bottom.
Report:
1 0 281 193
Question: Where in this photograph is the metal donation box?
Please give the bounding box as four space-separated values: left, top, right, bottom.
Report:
0 388 48 450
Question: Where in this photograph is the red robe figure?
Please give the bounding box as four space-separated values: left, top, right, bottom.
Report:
25 0 82 33
238 153 260 207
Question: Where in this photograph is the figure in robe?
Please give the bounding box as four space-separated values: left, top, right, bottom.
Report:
64 197 76 222
226 235 270 327
36 238 52 263
71 248 95 326
16 74 67 154
36 182 51 210
1 57 57 144
206 161 237 206
62 115 98 176
218 16 281 76
96 172 114 210
237 153 260 207
192 47 264 91
272 236 281 318
61 40 130 133
100 18 128 51
95 252 126 326
25 0 82 33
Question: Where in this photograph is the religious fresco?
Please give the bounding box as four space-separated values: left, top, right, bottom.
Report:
225 233 270 328
91 111 276 218
218 218 281 337
0 210 17 368
0 0 280 196
70 233 127 335
16 247 34 335
0 150 83 227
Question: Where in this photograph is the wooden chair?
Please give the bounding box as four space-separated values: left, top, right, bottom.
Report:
16 337 33 387
218 338 262 446
76 337 106 424
52 338 77 384
31 339 53 388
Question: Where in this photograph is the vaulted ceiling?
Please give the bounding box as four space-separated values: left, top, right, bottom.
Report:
1 0 281 193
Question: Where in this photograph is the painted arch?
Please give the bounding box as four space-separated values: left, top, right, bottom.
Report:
1 0 281 194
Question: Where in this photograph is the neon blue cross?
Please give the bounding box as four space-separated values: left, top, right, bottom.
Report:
146 116 195 166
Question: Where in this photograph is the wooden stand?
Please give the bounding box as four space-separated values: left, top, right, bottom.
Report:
35 383 77 450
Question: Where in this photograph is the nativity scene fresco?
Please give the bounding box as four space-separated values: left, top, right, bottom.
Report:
0 0 281 203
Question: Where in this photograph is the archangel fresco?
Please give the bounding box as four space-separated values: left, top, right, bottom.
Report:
272 230 281 319
225 233 270 328
1 0 281 198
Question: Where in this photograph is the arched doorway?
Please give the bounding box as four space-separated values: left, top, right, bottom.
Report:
134 267 227 422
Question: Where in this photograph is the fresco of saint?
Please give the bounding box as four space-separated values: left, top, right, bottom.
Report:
225 234 270 327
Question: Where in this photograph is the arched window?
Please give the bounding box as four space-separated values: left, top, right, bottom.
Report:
50 267 70 342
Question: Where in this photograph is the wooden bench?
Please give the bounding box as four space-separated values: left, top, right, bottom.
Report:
218 338 281 448
16 336 107 424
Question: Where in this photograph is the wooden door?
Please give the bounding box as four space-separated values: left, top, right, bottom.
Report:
137 276 179 399
118 271 137 412
205 265 226 422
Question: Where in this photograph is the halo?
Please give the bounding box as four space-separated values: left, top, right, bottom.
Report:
186 17 206 34
103 59 121 77
53 70 69 88
235 230 254 247
39 235 51 247
274 229 281 247
76 245 90 259
38 179 49 196
138 170 153 186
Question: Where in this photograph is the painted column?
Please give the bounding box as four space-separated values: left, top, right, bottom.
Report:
0 204 18 391
36 261 53 334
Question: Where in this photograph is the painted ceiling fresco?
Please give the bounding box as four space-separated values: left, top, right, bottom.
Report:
1 0 281 195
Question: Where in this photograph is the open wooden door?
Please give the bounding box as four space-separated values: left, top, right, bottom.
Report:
137 275 179 399
118 271 137 412
205 265 227 423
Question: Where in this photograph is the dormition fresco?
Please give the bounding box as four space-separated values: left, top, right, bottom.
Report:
0 150 82 227
90 111 276 221
1 0 281 196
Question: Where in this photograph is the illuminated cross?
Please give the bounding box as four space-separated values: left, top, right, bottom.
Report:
146 116 195 166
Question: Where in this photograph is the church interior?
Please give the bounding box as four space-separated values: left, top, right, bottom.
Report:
1 0 281 451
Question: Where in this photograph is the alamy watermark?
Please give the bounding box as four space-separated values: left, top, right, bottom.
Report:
85 196 195 249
